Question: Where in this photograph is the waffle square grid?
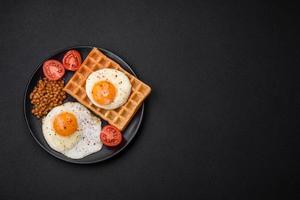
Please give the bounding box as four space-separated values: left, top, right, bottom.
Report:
64 48 151 130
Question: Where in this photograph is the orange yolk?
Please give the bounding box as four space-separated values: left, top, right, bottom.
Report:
92 81 116 105
53 112 78 136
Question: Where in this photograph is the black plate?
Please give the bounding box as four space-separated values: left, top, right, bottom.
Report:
23 46 144 164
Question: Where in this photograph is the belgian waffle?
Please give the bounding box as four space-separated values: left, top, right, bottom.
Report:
63 48 151 130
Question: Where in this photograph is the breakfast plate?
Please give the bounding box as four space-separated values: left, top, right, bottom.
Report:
23 46 150 164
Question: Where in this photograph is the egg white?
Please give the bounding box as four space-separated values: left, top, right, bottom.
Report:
42 102 102 159
86 68 132 110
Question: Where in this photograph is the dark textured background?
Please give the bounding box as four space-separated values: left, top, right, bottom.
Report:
0 0 298 199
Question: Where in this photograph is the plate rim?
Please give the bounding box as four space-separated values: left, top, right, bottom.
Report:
23 45 144 164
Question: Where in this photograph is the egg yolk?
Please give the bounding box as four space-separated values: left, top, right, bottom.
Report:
92 81 116 105
53 112 78 136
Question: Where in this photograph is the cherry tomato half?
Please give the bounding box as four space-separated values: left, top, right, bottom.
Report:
43 59 65 80
62 50 82 71
100 125 122 147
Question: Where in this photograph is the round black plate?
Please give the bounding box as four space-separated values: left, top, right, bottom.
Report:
24 46 144 164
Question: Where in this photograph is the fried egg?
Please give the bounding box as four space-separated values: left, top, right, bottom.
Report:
42 102 102 159
86 68 132 110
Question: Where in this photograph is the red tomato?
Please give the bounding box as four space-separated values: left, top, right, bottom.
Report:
43 60 65 80
62 50 82 71
100 125 122 147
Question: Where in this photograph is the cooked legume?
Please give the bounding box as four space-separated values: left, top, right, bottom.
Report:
30 77 67 118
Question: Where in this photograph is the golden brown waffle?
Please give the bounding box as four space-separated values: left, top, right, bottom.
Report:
63 48 151 130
